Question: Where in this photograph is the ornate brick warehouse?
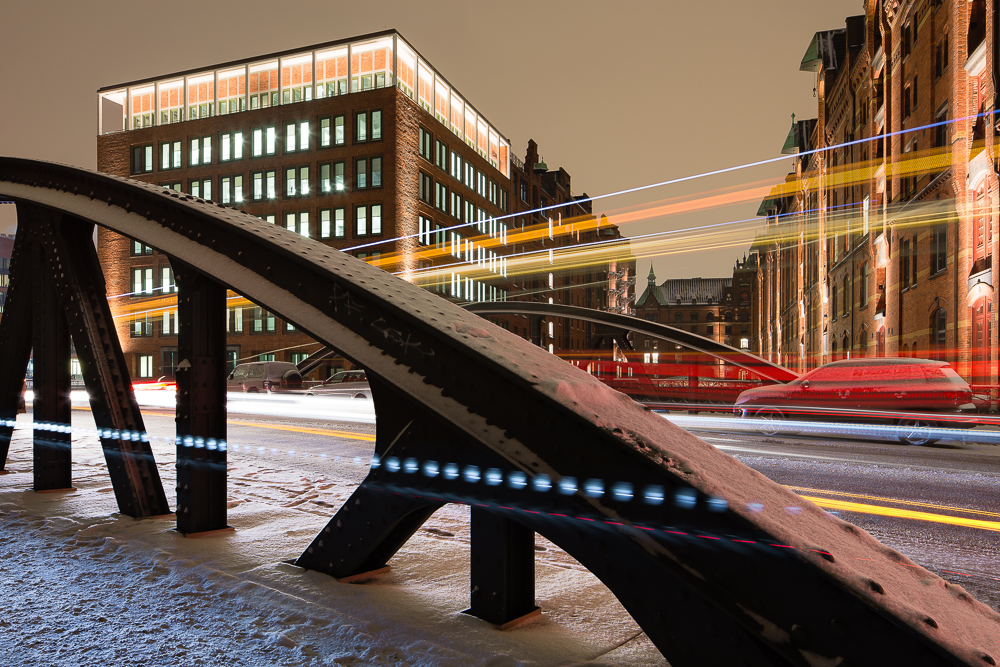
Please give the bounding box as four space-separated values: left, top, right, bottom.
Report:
96 30 631 380
751 0 1000 399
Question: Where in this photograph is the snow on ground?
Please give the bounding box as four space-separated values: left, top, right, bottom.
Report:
0 411 667 667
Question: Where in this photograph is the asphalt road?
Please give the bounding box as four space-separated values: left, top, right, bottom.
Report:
60 402 1000 613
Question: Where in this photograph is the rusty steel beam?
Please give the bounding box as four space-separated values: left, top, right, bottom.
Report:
1 159 998 667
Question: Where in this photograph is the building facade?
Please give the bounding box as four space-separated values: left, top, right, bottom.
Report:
751 0 998 397
96 30 631 379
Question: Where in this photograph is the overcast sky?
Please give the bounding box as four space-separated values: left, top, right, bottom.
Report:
0 0 862 278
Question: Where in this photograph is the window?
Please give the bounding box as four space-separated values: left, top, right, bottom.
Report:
933 308 947 360
436 140 449 170
160 141 182 170
189 178 212 200
355 158 368 189
252 126 276 157
451 152 463 180
161 182 182 191
161 266 176 294
131 267 154 296
842 275 850 316
690 312 699 322
252 307 276 333
933 224 947 273
285 121 309 153
706 325 714 335
371 156 382 188
859 262 869 307
903 84 912 120
353 204 382 237
935 104 949 148
285 211 310 237
936 35 949 78
832 284 838 318
419 215 444 246
131 144 153 174
451 191 463 219
357 251 381 264
499 188 507 212
221 175 243 205
355 205 368 236
320 208 345 239
138 355 154 378
189 136 212 166
131 241 153 256
371 110 382 140
161 308 178 336
285 166 309 197
419 172 433 204
901 238 911 289
320 116 345 147
419 128 432 160
903 22 912 59
355 111 368 142
320 161 345 194
674 312 682 323
436 182 448 212
220 131 244 162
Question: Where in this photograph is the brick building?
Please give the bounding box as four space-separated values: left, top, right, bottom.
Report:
751 0 998 395
633 255 756 363
95 30 631 379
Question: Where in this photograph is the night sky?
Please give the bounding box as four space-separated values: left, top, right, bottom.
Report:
0 0 861 278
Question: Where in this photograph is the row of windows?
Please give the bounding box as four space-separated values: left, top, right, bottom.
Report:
155 156 383 204
130 266 176 297
418 170 508 241
419 127 507 212
130 111 381 174
278 204 383 239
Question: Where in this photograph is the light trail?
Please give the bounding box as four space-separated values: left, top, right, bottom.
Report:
787 486 1000 519
227 419 375 442
798 495 1000 533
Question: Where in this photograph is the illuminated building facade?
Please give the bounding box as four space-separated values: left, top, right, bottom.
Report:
752 0 998 395
96 30 629 379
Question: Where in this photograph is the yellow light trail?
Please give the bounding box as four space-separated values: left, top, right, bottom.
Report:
797 495 1000 533
226 419 375 442
788 485 1000 519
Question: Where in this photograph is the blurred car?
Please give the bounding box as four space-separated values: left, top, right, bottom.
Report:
734 358 979 445
304 370 371 399
227 361 303 393
132 376 177 392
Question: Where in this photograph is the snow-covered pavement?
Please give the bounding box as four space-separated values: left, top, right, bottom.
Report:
0 411 667 667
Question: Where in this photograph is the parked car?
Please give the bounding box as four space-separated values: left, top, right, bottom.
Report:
227 361 303 393
734 358 979 445
304 370 371 399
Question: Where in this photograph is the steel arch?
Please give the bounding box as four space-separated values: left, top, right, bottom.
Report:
0 158 997 666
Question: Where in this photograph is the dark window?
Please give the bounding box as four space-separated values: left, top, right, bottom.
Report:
933 308 947 360
419 172 433 204
901 238 911 289
933 225 947 273
131 144 153 174
419 128 432 160
674 312 682 323
903 23 912 58
935 105 949 147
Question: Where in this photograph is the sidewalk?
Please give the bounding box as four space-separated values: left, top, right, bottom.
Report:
0 412 667 667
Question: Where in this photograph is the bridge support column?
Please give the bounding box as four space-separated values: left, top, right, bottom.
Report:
174 264 228 535
467 507 538 627
31 238 72 491
0 226 35 471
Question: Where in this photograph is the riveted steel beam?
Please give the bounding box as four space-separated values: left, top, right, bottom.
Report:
173 261 228 535
45 208 170 516
1 159 997 667
28 210 72 491
0 224 35 470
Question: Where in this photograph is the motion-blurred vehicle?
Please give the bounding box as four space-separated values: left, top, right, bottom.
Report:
132 376 177 392
734 358 979 445
303 370 371 399
227 361 303 393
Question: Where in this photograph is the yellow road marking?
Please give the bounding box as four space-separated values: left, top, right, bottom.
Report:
70 406 375 442
226 420 375 442
798 495 1000 532
787 485 1000 519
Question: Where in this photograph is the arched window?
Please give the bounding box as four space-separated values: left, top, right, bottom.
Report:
831 339 838 361
933 308 947 361
877 327 886 357
724 311 734 322
842 275 850 316
843 332 851 359
859 329 868 358
706 312 715 322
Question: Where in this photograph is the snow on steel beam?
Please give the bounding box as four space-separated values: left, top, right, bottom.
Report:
0 158 998 667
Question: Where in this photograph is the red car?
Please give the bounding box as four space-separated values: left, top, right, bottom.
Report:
734 358 980 445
